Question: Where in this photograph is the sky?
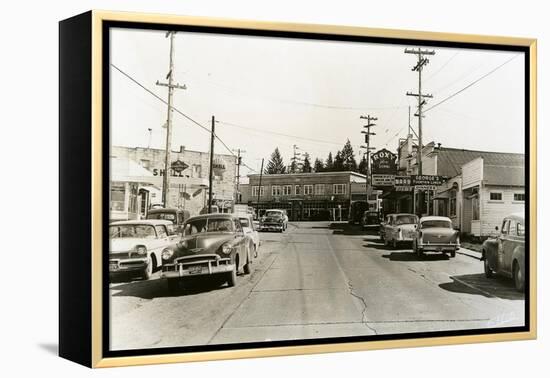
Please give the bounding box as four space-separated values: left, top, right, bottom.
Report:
110 27 525 177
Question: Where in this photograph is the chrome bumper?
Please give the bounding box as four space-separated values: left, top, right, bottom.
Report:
109 257 148 273
161 255 234 278
418 243 460 252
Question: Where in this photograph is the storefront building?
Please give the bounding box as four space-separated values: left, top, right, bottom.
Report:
239 171 367 221
110 145 237 219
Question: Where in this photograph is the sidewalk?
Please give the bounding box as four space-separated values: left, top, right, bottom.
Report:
458 242 483 260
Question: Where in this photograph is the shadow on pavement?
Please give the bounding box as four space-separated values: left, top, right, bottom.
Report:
382 251 450 262
439 274 524 300
110 276 229 299
329 223 378 236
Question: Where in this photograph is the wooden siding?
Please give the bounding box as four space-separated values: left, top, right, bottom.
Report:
480 186 525 236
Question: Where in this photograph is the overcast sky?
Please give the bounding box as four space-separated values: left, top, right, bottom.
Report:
110 27 525 176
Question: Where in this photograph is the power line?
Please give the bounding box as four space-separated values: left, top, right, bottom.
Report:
424 54 519 113
218 120 343 146
180 72 406 112
425 51 459 83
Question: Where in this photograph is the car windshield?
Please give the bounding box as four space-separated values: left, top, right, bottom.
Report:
184 218 234 235
239 218 250 228
147 212 176 222
265 211 282 217
395 215 418 225
420 220 452 229
109 224 157 239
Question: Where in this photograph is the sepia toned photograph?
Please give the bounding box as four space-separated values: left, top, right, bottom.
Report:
106 24 528 353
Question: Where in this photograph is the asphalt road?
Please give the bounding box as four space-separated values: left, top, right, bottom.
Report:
109 221 525 351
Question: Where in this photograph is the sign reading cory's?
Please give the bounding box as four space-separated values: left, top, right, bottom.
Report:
371 149 397 175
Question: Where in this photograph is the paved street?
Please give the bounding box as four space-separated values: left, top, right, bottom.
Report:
109 221 525 351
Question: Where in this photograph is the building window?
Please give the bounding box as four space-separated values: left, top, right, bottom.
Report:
314 184 325 195
449 190 457 217
304 185 313 195
272 185 282 196
252 186 264 197
295 185 301 195
110 183 125 211
514 193 525 201
333 184 347 195
490 192 503 201
282 185 292 196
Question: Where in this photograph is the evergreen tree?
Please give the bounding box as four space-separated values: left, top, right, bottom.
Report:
341 140 358 171
333 151 345 171
325 152 334 172
289 159 298 174
301 153 312 173
358 154 368 175
265 147 286 174
313 158 324 172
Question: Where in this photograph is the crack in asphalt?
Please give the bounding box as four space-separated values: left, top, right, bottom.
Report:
347 280 378 335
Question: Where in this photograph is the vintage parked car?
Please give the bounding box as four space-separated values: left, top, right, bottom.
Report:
412 216 460 258
109 219 176 281
146 207 190 235
259 209 288 232
361 210 381 228
160 213 254 292
382 213 419 249
238 213 260 257
482 213 525 291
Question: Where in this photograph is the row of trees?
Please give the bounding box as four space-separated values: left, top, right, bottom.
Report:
264 140 369 175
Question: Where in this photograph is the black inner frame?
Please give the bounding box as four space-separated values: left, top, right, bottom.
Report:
102 20 531 359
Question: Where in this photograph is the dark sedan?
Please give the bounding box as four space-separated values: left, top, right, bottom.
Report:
160 214 254 292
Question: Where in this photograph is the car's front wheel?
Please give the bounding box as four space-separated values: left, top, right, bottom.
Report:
141 257 155 280
513 261 524 292
484 253 494 278
243 243 252 275
226 266 237 287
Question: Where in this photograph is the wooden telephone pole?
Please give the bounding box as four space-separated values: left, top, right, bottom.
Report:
360 114 377 199
405 47 435 216
156 31 186 207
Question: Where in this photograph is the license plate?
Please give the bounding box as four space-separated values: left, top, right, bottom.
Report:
109 262 119 271
188 265 202 274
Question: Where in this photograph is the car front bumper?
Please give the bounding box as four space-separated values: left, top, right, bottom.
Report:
109 258 148 274
418 243 460 252
161 254 234 279
259 223 283 231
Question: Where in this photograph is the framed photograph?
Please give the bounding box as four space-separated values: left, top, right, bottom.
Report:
59 10 537 368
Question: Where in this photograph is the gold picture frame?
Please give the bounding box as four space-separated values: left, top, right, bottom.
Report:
59 10 537 368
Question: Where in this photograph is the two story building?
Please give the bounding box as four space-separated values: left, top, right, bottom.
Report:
239 171 367 221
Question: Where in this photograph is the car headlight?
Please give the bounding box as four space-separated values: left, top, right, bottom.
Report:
221 244 233 255
161 249 174 260
278 219 283 223
135 245 147 255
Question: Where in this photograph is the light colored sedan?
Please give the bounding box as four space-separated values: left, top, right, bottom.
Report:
239 214 260 257
412 216 460 258
383 213 419 249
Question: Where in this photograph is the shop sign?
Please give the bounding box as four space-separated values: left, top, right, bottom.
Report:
171 159 189 173
372 174 395 187
371 149 397 175
394 176 412 191
411 175 448 186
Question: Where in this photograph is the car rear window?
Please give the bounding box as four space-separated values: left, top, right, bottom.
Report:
420 220 451 229
395 215 417 225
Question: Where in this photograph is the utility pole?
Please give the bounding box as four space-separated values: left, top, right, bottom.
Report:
156 31 187 207
405 47 435 216
208 115 216 214
360 114 377 190
257 158 264 218
233 148 246 203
